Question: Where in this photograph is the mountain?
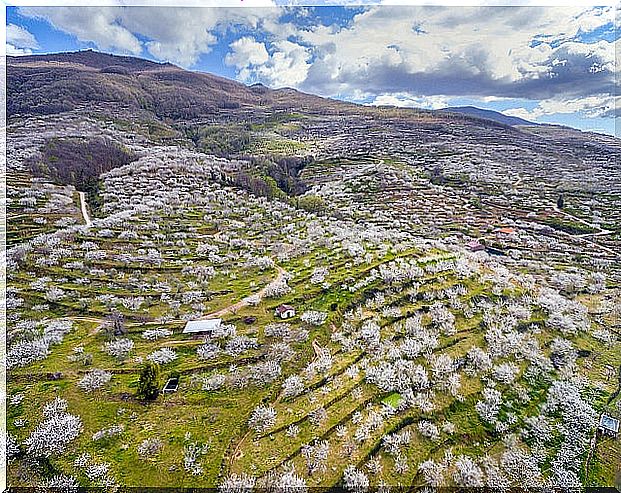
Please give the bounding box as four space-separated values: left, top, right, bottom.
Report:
439 105 538 127
7 49 353 120
7 50 515 132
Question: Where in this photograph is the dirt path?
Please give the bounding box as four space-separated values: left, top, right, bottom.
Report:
199 266 286 320
550 204 618 257
78 191 92 226
312 338 325 359
63 264 288 332
552 204 611 234
228 429 252 468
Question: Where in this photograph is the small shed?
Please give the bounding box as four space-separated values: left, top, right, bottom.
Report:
183 318 221 335
275 304 296 319
466 240 485 252
598 414 620 437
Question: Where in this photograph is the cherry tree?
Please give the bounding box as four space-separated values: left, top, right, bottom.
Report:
301 440 330 476
6 434 20 463
475 386 502 424
465 346 492 376
41 474 80 490
282 375 305 398
104 338 134 361
300 311 328 326
366 457 383 475
92 424 124 441
24 398 82 458
342 465 369 493
274 468 307 493
142 328 173 340
225 336 258 356
219 473 256 493
248 405 277 433
500 448 544 487
417 420 440 442
453 455 485 487
78 369 112 392
202 374 226 391
418 459 446 487
147 348 177 365
197 342 220 360
263 279 291 298
138 438 164 458
308 407 328 427
183 441 209 475
492 362 520 384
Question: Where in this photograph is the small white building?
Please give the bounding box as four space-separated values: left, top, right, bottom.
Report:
598 414 620 437
183 318 221 335
275 304 296 319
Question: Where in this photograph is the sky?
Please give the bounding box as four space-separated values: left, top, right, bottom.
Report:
5 2 619 135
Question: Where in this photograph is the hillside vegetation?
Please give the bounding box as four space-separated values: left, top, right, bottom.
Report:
6 51 621 490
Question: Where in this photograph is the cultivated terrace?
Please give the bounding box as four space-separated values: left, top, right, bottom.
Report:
5 51 621 490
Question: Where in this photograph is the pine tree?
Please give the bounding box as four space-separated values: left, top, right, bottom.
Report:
557 194 564 209
137 361 161 400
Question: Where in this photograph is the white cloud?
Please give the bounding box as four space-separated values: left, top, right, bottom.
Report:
7 24 39 49
504 93 618 120
6 44 33 56
503 107 540 120
233 39 312 88
295 6 615 103
225 37 269 67
20 6 283 67
370 93 449 109
22 7 143 55
6 24 39 56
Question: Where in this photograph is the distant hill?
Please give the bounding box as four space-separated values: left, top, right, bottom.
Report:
6 50 518 133
7 49 352 120
438 106 538 127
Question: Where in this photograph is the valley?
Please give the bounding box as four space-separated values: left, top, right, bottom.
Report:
5 51 621 490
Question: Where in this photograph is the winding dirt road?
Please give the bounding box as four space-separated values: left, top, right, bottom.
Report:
551 204 618 257
199 265 287 320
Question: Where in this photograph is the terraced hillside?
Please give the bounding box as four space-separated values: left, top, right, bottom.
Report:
5 51 621 490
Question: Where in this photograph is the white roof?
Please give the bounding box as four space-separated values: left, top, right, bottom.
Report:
599 414 620 433
183 318 222 334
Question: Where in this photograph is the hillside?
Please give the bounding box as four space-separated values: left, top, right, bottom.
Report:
6 50 621 490
439 106 539 127
7 50 357 120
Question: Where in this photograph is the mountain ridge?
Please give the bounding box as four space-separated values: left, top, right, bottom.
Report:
7 50 519 132
438 105 539 127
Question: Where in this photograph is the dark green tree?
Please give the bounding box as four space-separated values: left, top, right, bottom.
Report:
137 361 161 400
557 193 565 209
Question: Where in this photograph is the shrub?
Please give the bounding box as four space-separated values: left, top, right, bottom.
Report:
137 361 161 400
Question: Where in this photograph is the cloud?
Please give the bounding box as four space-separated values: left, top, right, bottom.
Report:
21 7 143 55
504 93 619 120
7 24 39 49
293 6 616 103
20 6 283 67
232 39 312 88
370 93 449 109
225 37 269 67
6 23 39 56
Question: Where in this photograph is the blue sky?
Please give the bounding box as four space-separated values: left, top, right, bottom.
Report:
6 5 618 135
